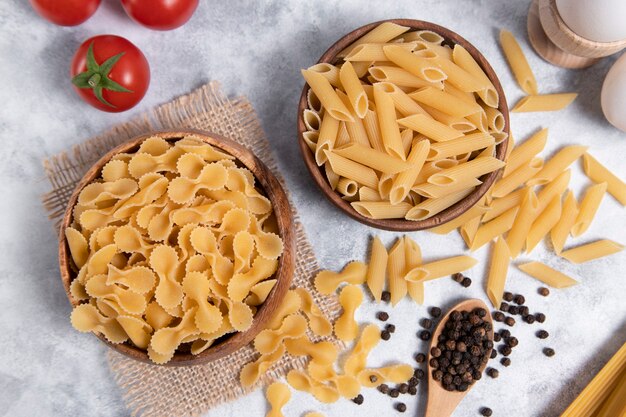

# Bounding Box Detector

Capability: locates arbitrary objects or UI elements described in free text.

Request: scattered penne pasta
[511,93,578,113]
[517,261,579,288]
[499,29,537,95]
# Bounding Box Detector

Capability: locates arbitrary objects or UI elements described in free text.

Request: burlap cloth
[41,81,342,416]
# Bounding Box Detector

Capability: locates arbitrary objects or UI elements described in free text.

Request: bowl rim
[297,18,510,231]
[58,129,296,366]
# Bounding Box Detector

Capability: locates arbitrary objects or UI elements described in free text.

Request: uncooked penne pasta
[484,106,505,132]
[506,188,538,258]
[334,143,412,174]
[303,109,322,132]
[518,261,578,288]
[302,69,354,122]
[528,145,587,186]
[430,53,486,92]
[339,61,368,118]
[351,201,412,219]
[315,113,340,165]
[308,63,341,87]
[325,161,339,191]
[402,29,445,44]
[409,87,482,118]
[345,42,417,62]
[481,188,525,222]
[366,236,388,302]
[368,66,441,89]
[337,178,358,197]
[526,195,562,253]
[571,182,607,237]
[413,177,482,199]
[512,93,578,113]
[492,157,543,198]
[414,159,458,185]
[383,45,447,83]
[373,83,405,160]
[427,132,495,161]
[536,169,571,212]
[302,131,318,153]
[401,129,413,156]
[397,114,463,142]
[390,139,430,204]
[325,151,379,189]
[378,173,394,200]
[336,89,370,147]
[405,255,477,282]
[452,44,499,107]
[307,89,322,113]
[503,128,548,177]
[387,238,407,306]
[470,207,518,251]
[427,156,505,186]
[404,239,424,304]
[362,109,384,152]
[338,21,410,58]
[486,237,510,309]
[560,240,624,264]
[335,122,350,147]
[550,190,578,254]
[377,82,430,117]
[499,29,537,95]
[460,215,481,248]
[429,203,489,235]
[420,104,476,132]
[582,153,626,206]
[358,186,381,202]
[405,188,474,221]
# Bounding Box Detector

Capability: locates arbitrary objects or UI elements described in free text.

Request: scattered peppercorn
[421,318,433,329]
[376,311,389,321]
[494,333,502,342]
[519,306,530,317]
[508,305,519,315]
[377,384,389,394]
[352,394,364,404]
[493,311,505,322]
[538,287,550,297]
[408,386,417,395]
[525,314,536,324]
[381,330,391,341]
[487,368,499,378]
[503,292,513,302]
[415,368,425,379]
[381,291,391,302]
[490,349,497,359]
[408,376,418,387]
[535,313,546,323]
[396,403,407,413]
[386,324,396,333]
[500,345,512,356]
[513,294,525,305]
[461,277,472,287]
[430,307,442,318]
[419,330,431,341]
[537,330,549,339]
[481,407,493,416]
[398,383,409,394]
[452,272,464,282]
[505,316,516,327]
[501,357,511,367]
[544,347,555,357]
[507,337,519,348]
[389,389,399,398]
[500,329,511,338]
[414,353,426,363]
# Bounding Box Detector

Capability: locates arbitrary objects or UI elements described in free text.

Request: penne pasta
[550,190,578,254]
[413,177,482,199]
[429,203,489,235]
[420,104,476,132]
[582,153,626,206]
[404,237,424,304]
[481,188,525,222]
[307,89,322,113]
[373,83,405,160]
[517,261,579,288]
[378,173,394,200]
[406,188,474,221]
[409,87,482,118]
[345,42,417,62]
[405,255,477,282]
[303,109,322,132]
[499,29,537,95]
[324,151,379,189]
[338,21,410,58]
[366,236,388,302]
[401,129,413,156]
[302,69,354,122]
[335,122,350,147]
[362,109,384,152]
[561,240,624,264]
[526,195,562,253]
[452,44,499,107]
[376,82,430,117]
[389,139,430,204]
[387,238,407,306]
[503,128,548,177]
[339,61,368,118]
[512,93,578,113]
[427,132,495,161]
[302,131,318,153]
[506,188,538,258]
[536,169,571,212]
[334,143,412,174]
[308,63,341,87]
[484,106,505,132]
[402,30,445,44]
[336,89,370,147]
[528,145,587,186]
[324,161,340,191]
[427,156,505,186]
[314,113,340,166]
[470,206,518,251]
[492,157,543,198]
[336,178,358,197]
[430,54,487,92]
[397,113,464,142]
[383,45,447,83]
[351,201,412,219]
[571,182,607,237]
[368,66,442,89]
[486,237,510,309]
[358,186,381,202]
[460,215,481,248]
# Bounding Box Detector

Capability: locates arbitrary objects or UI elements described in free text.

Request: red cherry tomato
[30,0,101,26]
[121,0,199,31]
[70,35,150,113]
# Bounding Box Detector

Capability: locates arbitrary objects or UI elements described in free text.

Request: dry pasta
[405,255,477,282]
[526,194,562,253]
[265,382,291,417]
[506,188,538,258]
[571,182,607,237]
[486,237,510,308]
[503,128,548,177]
[366,236,388,302]
[560,240,624,264]
[67,135,284,365]
[582,153,626,206]
[314,261,367,295]
[550,190,579,254]
[499,29,537,95]
[512,94,578,113]
[517,261,579,288]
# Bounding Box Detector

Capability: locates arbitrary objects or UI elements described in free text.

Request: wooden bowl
[297,19,510,232]
[59,130,296,366]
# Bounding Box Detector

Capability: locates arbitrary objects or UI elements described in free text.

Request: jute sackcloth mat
[41,81,342,416]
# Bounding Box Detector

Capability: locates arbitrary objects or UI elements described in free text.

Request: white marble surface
[1,0,625,416]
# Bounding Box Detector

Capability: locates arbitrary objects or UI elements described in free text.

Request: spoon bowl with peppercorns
[425,299,494,417]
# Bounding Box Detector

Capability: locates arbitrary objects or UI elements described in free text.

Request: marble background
[1,0,625,416]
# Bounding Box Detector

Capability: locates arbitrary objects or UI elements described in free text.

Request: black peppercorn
[461,277,472,287]
[507,337,519,347]
[389,389,399,398]
[508,305,519,315]
[493,333,501,342]
[415,369,425,379]
[408,386,417,395]
[386,324,396,333]
[501,357,511,367]
[419,330,431,341]
[456,341,467,352]
[398,383,409,394]
[381,330,391,341]
[414,353,426,363]
[452,272,464,282]
[500,302,510,312]
[421,318,433,329]
[519,306,530,317]
[537,330,549,339]
[408,376,418,387]
[503,292,513,302]
[500,329,511,338]
[475,308,487,317]
[376,311,389,321]
[535,313,546,323]
[513,294,525,305]
[381,291,391,302]
[500,345,512,356]
[430,358,439,369]
[430,307,442,318]
[481,407,493,416]
[431,347,442,358]
[473,370,482,380]
[490,349,497,359]
[493,311,505,322]
[377,384,389,394]
[352,394,364,404]
[486,368,499,378]
[505,316,516,327]
[525,314,536,324]
[543,347,555,357]
[538,287,550,297]
[396,402,407,413]
[432,370,443,381]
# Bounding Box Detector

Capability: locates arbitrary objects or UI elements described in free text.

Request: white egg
[556,0,626,43]
[601,52,626,132]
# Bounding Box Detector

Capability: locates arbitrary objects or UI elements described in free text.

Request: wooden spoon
[425,299,494,417]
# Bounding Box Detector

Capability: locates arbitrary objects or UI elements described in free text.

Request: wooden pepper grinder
[527,0,626,69]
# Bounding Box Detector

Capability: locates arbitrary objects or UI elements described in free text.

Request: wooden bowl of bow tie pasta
[59,130,295,365]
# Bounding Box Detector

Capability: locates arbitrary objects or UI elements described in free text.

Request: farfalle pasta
[66,135,284,364]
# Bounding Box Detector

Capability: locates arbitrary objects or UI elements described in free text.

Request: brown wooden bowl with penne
[59,130,295,366]
[297,19,510,231]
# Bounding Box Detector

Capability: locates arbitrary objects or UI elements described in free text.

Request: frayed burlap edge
[41,81,341,417]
